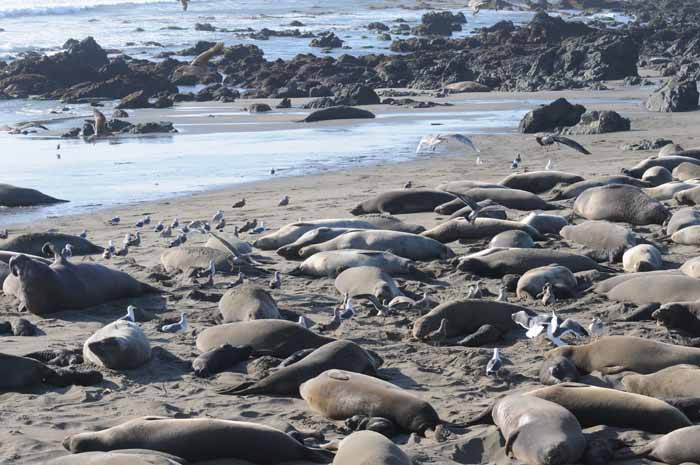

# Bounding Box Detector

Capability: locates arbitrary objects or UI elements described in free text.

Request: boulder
[412,11,467,36]
[645,78,699,112]
[310,32,343,49]
[561,110,631,135]
[519,98,586,133]
[115,90,151,109]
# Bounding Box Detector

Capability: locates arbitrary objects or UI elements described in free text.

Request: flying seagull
[535,134,591,155]
[416,134,480,154]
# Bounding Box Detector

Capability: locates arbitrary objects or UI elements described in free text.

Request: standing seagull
[162,313,188,333]
[0,229,8,240]
[278,196,289,207]
[496,283,508,302]
[416,134,480,154]
[535,134,591,155]
[212,210,224,223]
[120,305,136,322]
[269,271,281,289]
[180,0,189,11]
[589,317,604,338]
[486,348,502,376]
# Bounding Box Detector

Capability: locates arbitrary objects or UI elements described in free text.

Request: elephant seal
[622,156,700,179]
[45,451,184,465]
[218,284,281,323]
[435,180,501,192]
[448,203,507,221]
[350,189,455,215]
[84,320,151,370]
[653,302,700,335]
[519,213,568,235]
[560,221,635,261]
[335,266,402,303]
[435,197,498,215]
[303,106,375,123]
[4,253,156,316]
[204,235,252,256]
[606,274,700,305]
[300,370,442,435]
[642,166,673,186]
[412,299,534,339]
[62,416,334,463]
[574,184,669,225]
[277,228,362,259]
[549,175,650,200]
[673,162,700,181]
[681,256,700,278]
[489,230,535,248]
[622,365,700,399]
[528,383,691,434]
[455,187,556,211]
[644,181,697,200]
[196,320,334,357]
[190,41,224,67]
[298,230,454,261]
[499,171,584,194]
[0,352,102,391]
[0,232,102,256]
[160,247,240,273]
[667,207,700,235]
[672,226,700,245]
[291,250,421,278]
[217,340,380,396]
[456,248,612,278]
[254,216,424,250]
[622,244,663,272]
[333,430,411,465]
[660,143,686,156]
[516,265,577,300]
[492,394,585,465]
[675,186,700,205]
[192,344,253,378]
[0,184,67,207]
[592,269,682,294]
[615,425,700,465]
[421,218,542,244]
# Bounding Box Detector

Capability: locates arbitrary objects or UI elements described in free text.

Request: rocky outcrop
[519,98,586,133]
[562,110,631,135]
[116,90,150,109]
[412,11,467,36]
[645,78,699,112]
[309,32,343,49]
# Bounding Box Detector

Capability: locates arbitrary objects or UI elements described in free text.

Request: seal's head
[87,337,124,368]
[62,432,101,453]
[374,283,395,305]
[412,314,438,339]
[9,254,57,315]
[350,204,365,216]
[653,303,691,328]
[540,354,580,385]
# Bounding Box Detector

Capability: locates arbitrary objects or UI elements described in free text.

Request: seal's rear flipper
[215,381,258,395]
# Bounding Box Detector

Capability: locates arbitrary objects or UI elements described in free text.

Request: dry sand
[1,82,699,464]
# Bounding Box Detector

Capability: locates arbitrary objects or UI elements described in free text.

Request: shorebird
[162,313,188,333]
[61,244,73,258]
[160,226,173,238]
[297,315,313,329]
[515,153,522,163]
[404,181,412,189]
[154,221,165,233]
[269,271,281,289]
[589,317,605,338]
[232,199,246,208]
[215,218,226,231]
[109,216,120,225]
[317,308,342,332]
[278,196,289,207]
[340,294,356,320]
[204,260,216,287]
[486,348,502,375]
[539,283,555,306]
[496,283,508,302]
[416,134,480,154]
[511,160,518,169]
[427,318,448,346]
[135,218,145,228]
[79,230,87,239]
[212,210,224,223]
[239,219,257,233]
[0,229,8,240]
[170,218,179,228]
[120,305,136,322]
[250,222,267,235]
[535,134,591,155]
[143,216,151,225]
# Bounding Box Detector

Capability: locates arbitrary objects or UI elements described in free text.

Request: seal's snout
[350,205,363,216]
[61,435,73,451]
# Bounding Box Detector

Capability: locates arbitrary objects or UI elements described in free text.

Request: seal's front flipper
[504,428,521,457]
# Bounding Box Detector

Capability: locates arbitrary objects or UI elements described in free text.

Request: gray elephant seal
[204,235,253,256]
[335,266,402,303]
[303,106,375,123]
[0,184,67,207]
[615,425,700,465]
[421,218,542,244]
[672,226,700,245]
[217,340,380,396]
[606,274,700,305]
[45,451,184,465]
[516,265,577,300]
[653,302,700,335]
[160,247,241,273]
[674,186,700,205]
[549,175,650,200]
[448,202,507,221]
[622,365,700,399]
[4,254,156,316]
[277,228,362,259]
[492,394,585,465]
[300,370,441,435]
[298,230,454,261]
[0,352,102,391]
[672,162,700,181]
[350,190,455,215]
[622,244,663,272]
[0,232,102,256]
[592,269,682,294]
[62,416,334,463]
[681,256,700,278]
[574,184,669,225]
[455,187,556,211]
[489,230,535,248]
[519,213,569,235]
[622,155,700,179]
[218,284,281,323]
[642,166,673,186]
[560,221,635,261]
[528,383,691,434]
[333,430,411,465]
[291,250,420,278]
[499,171,584,194]
[643,181,697,200]
[660,143,686,156]
[192,344,253,378]
[667,207,700,235]
[196,320,334,357]
[84,320,151,370]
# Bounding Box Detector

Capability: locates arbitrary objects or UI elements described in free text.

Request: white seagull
[416,134,480,154]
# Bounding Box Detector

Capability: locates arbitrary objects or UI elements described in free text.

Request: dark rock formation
[562,110,631,135]
[645,78,699,112]
[519,98,586,133]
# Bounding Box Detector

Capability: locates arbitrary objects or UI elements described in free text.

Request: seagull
[278,196,289,207]
[0,229,8,240]
[269,271,281,289]
[535,134,591,155]
[539,283,556,306]
[115,246,129,257]
[404,181,412,189]
[239,219,257,233]
[443,191,503,223]
[297,315,313,329]
[511,160,518,169]
[162,313,188,333]
[475,156,484,166]
[170,218,179,228]
[515,153,522,163]
[416,134,480,154]
[486,348,502,375]
[340,294,356,320]
[109,216,120,225]
[181,224,189,234]
[61,244,73,258]
[79,230,87,239]
[107,240,116,254]
[143,216,151,225]
[250,222,267,235]
[387,295,417,309]
[589,317,604,338]
[317,308,342,332]
[545,311,589,346]
[467,281,485,299]
[154,221,164,233]
[120,305,136,322]
[135,218,145,228]
[232,199,246,208]
[215,218,226,231]
[160,226,173,238]
[545,159,555,171]
[496,283,508,302]
[103,249,112,259]
[203,260,216,287]
[124,232,140,247]
[212,210,224,223]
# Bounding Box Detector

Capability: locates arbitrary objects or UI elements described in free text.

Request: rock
[302,106,375,122]
[444,81,491,93]
[519,98,586,133]
[412,11,467,36]
[152,95,173,109]
[115,90,151,109]
[276,97,291,109]
[289,20,305,27]
[247,103,272,113]
[645,78,699,112]
[195,23,216,32]
[561,110,631,135]
[368,22,390,31]
[310,32,344,49]
[112,109,129,118]
[106,119,132,132]
[342,84,380,105]
[128,122,176,134]
[622,138,674,151]
[61,128,81,138]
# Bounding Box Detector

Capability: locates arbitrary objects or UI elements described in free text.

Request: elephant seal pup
[421,218,542,244]
[300,369,442,435]
[62,416,334,463]
[456,187,556,211]
[622,155,700,179]
[499,171,584,194]
[489,230,535,248]
[672,226,700,245]
[622,244,663,272]
[519,212,568,235]
[291,250,420,278]
[642,166,673,186]
[675,186,700,205]
[217,340,380,396]
[412,299,534,340]
[528,383,691,434]
[196,320,334,357]
[335,266,402,303]
[668,207,700,235]
[84,320,151,370]
[516,265,577,300]
[560,221,636,261]
[456,248,612,278]
[574,184,669,225]
[615,425,700,465]
[673,162,700,181]
[644,181,697,200]
[333,431,411,465]
[606,274,700,305]
[277,228,362,259]
[0,232,102,256]
[298,230,454,261]
[622,365,700,399]
[351,189,455,215]
[45,451,184,465]
[218,284,281,323]
[492,394,585,465]
[0,184,67,207]
[0,352,102,391]
[4,253,156,316]
[193,344,253,378]
[653,302,700,335]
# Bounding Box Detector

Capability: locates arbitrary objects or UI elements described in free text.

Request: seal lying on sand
[291,250,421,278]
[622,155,700,178]
[204,235,253,255]
[350,189,455,215]
[622,244,663,272]
[605,274,700,305]
[490,230,535,248]
[193,344,253,378]
[83,320,151,370]
[421,218,542,244]
[451,187,556,211]
[671,226,700,245]
[622,364,700,399]
[218,284,281,323]
[642,166,673,186]
[0,232,102,256]
[277,228,362,259]
[653,302,700,335]
[335,266,402,303]
[160,246,251,274]
[0,184,67,207]
[614,425,700,465]
[0,352,102,392]
[45,451,184,465]
[573,184,669,225]
[559,221,636,261]
[516,265,577,299]
[333,431,412,465]
[674,186,700,205]
[643,181,697,200]
[303,106,375,123]
[592,270,682,294]
[667,207,700,235]
[672,162,700,181]
[62,416,334,463]
[549,175,650,200]
[499,171,583,194]
[519,212,568,235]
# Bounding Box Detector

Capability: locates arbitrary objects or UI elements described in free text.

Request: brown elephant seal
[574,184,669,225]
[218,284,281,323]
[672,226,700,245]
[434,197,502,216]
[644,181,697,200]
[190,41,224,67]
[335,266,402,303]
[45,450,184,465]
[204,235,252,256]
[291,250,421,278]
[455,187,556,211]
[0,352,102,392]
[516,265,577,300]
[192,344,253,378]
[615,425,700,465]
[492,394,585,465]
[489,230,535,248]
[528,383,691,434]
[448,202,507,221]
[0,184,67,207]
[298,230,454,261]
[277,228,362,259]
[606,274,700,305]
[300,370,442,435]
[217,340,380,396]
[519,213,568,235]
[333,431,411,465]
[160,247,244,274]
[642,166,673,186]
[3,253,156,316]
[62,416,334,463]
[0,232,102,256]
[549,175,651,200]
[668,207,700,235]
[673,162,700,181]
[675,186,700,205]
[196,320,334,357]
[622,156,700,179]
[302,106,375,123]
[421,218,542,244]
[456,248,612,278]
[622,365,700,399]
[560,220,636,261]
[498,171,584,194]
[592,269,682,294]
[350,189,454,215]
[653,302,700,335]
[84,320,151,370]
[622,244,663,272]
[412,299,534,340]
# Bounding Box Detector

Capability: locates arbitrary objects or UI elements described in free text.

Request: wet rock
[309,32,343,49]
[61,127,81,138]
[112,109,129,118]
[368,22,390,32]
[276,97,291,109]
[128,121,177,134]
[247,103,272,113]
[561,110,631,135]
[412,11,466,36]
[519,98,586,133]
[303,106,375,122]
[645,78,699,112]
[115,90,151,109]
[195,23,216,32]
